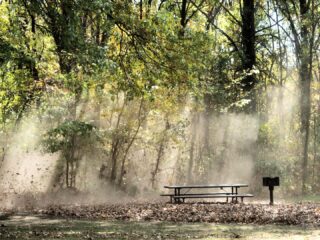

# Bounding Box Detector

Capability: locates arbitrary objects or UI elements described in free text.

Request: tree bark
[110,98,126,183]
[118,99,144,187]
[241,0,256,112]
[187,113,198,184]
[140,0,143,19]
[276,0,316,193]
[151,119,170,188]
[180,0,188,28]
[298,0,312,194]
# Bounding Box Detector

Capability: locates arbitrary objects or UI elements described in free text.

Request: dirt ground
[1,202,317,226]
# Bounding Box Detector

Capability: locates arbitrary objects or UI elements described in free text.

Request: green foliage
[42,120,97,154]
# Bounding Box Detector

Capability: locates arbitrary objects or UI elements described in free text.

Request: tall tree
[277,0,319,193]
[241,0,257,112]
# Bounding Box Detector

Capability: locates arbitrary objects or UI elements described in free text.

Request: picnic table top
[164,184,248,189]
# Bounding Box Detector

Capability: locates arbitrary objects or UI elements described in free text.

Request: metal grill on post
[263,177,279,205]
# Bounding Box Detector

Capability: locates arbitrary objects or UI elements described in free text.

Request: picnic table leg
[235,187,238,203]
[174,188,182,204]
[178,188,182,203]
[231,187,234,203]
[174,188,177,203]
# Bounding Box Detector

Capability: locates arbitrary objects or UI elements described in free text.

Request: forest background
[0,0,320,199]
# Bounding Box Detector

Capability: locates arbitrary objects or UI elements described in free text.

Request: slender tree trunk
[203,111,214,178]
[66,154,70,188]
[139,0,143,19]
[118,100,145,187]
[146,0,153,17]
[187,113,198,183]
[94,85,103,128]
[299,0,312,193]
[312,113,317,188]
[151,139,165,188]
[151,119,170,188]
[313,58,320,190]
[276,3,285,129]
[300,65,311,193]
[110,98,126,183]
[217,116,230,175]
[1,147,5,166]
[276,0,316,193]
[110,138,121,183]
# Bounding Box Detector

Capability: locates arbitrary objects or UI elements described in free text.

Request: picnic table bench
[161,184,253,203]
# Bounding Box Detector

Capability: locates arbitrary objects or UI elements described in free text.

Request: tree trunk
[146,0,153,17]
[110,138,121,183]
[109,98,126,183]
[299,0,312,194]
[180,0,188,28]
[140,0,143,19]
[300,64,311,193]
[94,85,103,128]
[277,0,315,193]
[312,113,317,188]
[151,119,170,188]
[66,160,70,187]
[151,139,165,188]
[187,113,198,183]
[118,100,144,187]
[241,0,256,112]
[217,115,230,176]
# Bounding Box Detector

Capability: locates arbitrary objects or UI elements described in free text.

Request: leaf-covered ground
[18,202,320,226]
[1,215,320,240]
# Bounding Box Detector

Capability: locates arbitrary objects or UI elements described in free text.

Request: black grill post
[263,177,279,205]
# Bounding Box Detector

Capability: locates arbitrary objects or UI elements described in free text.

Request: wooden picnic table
[161,184,253,203]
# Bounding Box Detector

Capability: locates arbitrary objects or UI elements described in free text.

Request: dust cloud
[0,82,299,209]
